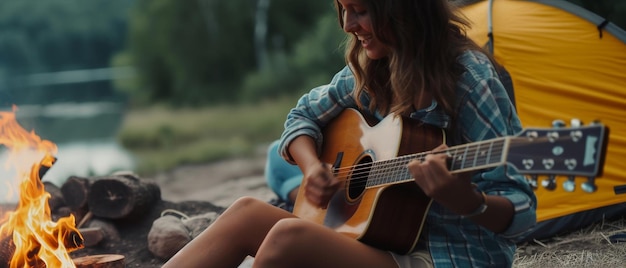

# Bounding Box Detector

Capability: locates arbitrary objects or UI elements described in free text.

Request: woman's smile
[356,33,373,48]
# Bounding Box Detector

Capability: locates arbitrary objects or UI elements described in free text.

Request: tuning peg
[570,118,582,127]
[541,175,557,191]
[562,176,576,192]
[527,175,538,189]
[552,119,566,128]
[582,177,597,193]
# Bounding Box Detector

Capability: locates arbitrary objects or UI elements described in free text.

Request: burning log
[0,235,15,268]
[43,181,65,213]
[87,175,161,220]
[38,156,56,180]
[0,229,83,268]
[72,254,125,268]
[1,109,88,267]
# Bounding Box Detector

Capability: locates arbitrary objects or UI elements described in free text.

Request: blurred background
[0,0,624,186]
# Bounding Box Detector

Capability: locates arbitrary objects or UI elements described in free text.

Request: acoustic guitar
[292,108,608,254]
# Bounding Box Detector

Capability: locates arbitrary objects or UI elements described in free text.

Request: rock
[147,215,192,260]
[182,212,219,238]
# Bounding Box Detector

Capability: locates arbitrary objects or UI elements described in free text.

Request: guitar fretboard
[365,137,510,187]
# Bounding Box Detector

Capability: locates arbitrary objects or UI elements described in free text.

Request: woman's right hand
[288,135,341,208]
[302,162,341,208]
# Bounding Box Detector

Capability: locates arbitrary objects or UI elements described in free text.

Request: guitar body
[292,108,444,254]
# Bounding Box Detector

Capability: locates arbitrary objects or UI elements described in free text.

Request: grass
[514,216,626,267]
[117,96,299,175]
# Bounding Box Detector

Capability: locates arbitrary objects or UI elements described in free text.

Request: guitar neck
[365,137,509,187]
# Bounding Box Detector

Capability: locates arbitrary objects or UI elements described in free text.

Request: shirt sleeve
[278,66,358,163]
[455,51,537,240]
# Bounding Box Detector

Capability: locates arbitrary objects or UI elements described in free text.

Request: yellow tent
[461,0,626,235]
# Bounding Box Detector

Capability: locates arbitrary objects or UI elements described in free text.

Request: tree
[118,0,332,106]
[0,0,134,104]
[568,0,626,30]
[0,0,132,75]
[239,11,346,102]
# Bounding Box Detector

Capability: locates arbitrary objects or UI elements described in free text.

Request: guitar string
[335,152,499,189]
[331,135,578,191]
[302,131,584,192]
[326,140,508,191]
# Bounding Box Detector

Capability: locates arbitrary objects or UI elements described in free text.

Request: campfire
[0,106,222,267]
[0,106,84,267]
[0,107,129,268]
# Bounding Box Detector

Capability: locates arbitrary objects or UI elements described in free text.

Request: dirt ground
[152,153,275,208]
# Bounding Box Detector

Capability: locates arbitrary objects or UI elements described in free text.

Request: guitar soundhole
[347,156,372,200]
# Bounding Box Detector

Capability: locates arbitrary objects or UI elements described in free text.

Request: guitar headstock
[508,119,609,193]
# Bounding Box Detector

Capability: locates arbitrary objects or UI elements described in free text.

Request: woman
[163,0,536,267]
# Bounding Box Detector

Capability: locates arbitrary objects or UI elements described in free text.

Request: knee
[254,219,310,266]
[231,196,265,207]
[266,218,310,244]
[225,196,267,214]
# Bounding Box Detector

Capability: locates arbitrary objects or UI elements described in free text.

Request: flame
[0,106,83,268]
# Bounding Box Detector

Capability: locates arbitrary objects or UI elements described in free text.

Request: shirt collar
[409,100,450,129]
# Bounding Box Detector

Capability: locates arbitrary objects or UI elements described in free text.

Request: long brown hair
[334,0,482,118]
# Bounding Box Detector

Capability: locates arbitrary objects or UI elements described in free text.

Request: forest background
[0,0,624,176]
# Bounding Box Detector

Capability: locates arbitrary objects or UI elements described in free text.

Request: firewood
[87,175,161,220]
[0,235,15,268]
[61,176,91,211]
[38,156,56,180]
[72,254,125,268]
[0,229,82,268]
[51,204,88,227]
[86,219,120,242]
[77,211,93,229]
[78,227,104,247]
[52,206,73,222]
[43,181,65,213]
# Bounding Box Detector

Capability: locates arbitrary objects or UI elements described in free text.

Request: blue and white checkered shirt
[279,50,537,267]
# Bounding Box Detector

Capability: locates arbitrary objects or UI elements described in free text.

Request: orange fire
[0,106,83,268]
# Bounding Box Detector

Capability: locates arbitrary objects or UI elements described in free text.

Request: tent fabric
[460,0,626,223]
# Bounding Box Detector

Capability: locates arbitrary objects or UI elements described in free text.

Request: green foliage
[0,0,134,106]
[566,0,626,30]
[0,0,133,75]
[121,0,334,107]
[239,12,347,102]
[125,0,256,106]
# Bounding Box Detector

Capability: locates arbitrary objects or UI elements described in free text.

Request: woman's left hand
[406,144,483,216]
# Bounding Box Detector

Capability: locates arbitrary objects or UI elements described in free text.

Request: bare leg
[253,218,398,268]
[163,197,295,268]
